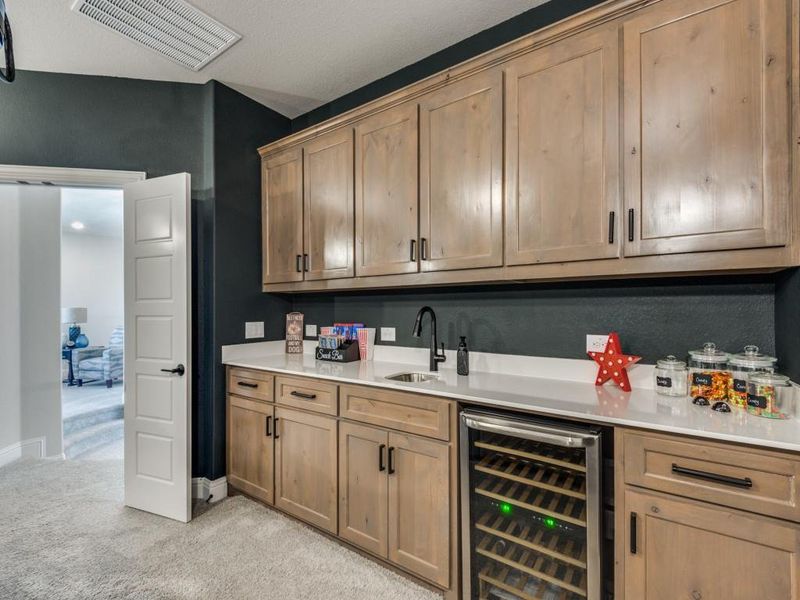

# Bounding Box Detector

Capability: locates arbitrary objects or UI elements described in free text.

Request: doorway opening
[60,187,125,460]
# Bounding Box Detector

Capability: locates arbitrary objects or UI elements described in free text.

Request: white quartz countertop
[222,343,800,453]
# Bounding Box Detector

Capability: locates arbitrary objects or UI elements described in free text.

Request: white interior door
[123,173,191,523]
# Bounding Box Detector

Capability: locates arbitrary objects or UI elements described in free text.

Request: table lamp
[61,307,89,348]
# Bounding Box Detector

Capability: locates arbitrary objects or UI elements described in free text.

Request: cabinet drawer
[622,429,800,522]
[228,368,273,402]
[275,375,338,415]
[340,385,450,441]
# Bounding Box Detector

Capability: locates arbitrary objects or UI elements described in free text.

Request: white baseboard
[0,436,46,468]
[192,476,227,503]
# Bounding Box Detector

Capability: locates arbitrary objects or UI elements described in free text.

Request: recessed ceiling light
[70,221,85,231]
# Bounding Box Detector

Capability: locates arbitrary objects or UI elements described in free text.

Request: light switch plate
[586,334,609,353]
[305,324,317,338]
[380,327,396,342]
[245,321,265,339]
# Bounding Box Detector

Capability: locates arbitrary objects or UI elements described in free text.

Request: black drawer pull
[237,381,259,389]
[303,253,309,272]
[671,463,753,489]
[628,208,635,242]
[420,238,428,261]
[290,390,317,400]
[265,415,272,437]
[630,512,637,554]
[608,211,615,244]
[410,239,416,262]
[388,446,396,474]
[378,444,386,472]
[296,254,302,273]
[274,418,280,439]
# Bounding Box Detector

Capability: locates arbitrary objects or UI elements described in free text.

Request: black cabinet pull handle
[296,254,302,273]
[388,446,395,474]
[274,418,280,439]
[608,211,615,244]
[265,415,272,437]
[290,390,317,400]
[630,512,637,554]
[237,381,259,389]
[671,463,753,488]
[303,254,309,272]
[420,238,428,261]
[410,239,417,262]
[628,208,635,242]
[378,444,386,472]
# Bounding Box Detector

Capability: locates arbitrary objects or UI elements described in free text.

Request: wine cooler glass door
[460,411,601,600]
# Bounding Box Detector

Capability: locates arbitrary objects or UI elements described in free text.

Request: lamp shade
[61,307,87,325]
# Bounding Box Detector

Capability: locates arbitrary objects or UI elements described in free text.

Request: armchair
[72,327,124,388]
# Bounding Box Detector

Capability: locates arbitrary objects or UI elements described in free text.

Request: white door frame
[0,164,146,187]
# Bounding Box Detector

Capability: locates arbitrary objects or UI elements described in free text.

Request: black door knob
[161,364,185,376]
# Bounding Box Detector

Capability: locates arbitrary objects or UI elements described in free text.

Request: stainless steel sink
[385,372,440,383]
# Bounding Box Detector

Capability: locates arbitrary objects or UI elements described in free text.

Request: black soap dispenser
[457,336,469,376]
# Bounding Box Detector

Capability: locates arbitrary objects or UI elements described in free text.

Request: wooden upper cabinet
[506,24,620,265]
[355,103,419,276]
[623,488,800,599]
[303,128,355,280]
[623,0,790,256]
[262,147,303,284]
[419,68,503,272]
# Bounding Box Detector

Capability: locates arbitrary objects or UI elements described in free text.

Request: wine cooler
[460,410,602,600]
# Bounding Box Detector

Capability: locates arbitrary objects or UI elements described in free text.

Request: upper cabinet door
[262,148,304,284]
[303,128,355,280]
[419,69,503,272]
[355,103,419,277]
[623,0,790,256]
[506,25,620,265]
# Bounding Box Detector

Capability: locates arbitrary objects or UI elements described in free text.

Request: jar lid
[688,342,729,364]
[749,371,791,387]
[728,345,777,369]
[657,355,686,369]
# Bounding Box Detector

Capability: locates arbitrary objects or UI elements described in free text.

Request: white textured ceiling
[61,188,123,238]
[9,0,548,118]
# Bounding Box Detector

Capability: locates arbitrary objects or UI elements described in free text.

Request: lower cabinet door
[339,421,389,557]
[388,432,450,587]
[623,488,800,599]
[274,406,338,533]
[227,395,274,504]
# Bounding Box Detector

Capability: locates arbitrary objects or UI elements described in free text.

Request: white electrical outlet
[586,334,609,353]
[305,324,317,338]
[245,321,264,339]
[380,327,396,342]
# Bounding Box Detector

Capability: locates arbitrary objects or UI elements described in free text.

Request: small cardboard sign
[285,312,304,354]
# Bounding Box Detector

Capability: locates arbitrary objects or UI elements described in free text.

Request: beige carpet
[0,458,442,600]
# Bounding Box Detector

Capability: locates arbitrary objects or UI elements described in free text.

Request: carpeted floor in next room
[0,458,441,600]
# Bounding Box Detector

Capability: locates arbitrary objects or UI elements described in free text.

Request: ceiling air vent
[71,0,241,71]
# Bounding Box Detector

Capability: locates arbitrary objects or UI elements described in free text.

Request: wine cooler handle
[630,512,637,554]
[461,412,598,448]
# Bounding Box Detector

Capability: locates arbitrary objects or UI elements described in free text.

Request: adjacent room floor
[0,457,440,600]
[62,383,123,460]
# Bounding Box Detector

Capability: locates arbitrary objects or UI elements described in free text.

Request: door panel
[388,432,450,586]
[623,0,790,255]
[227,396,274,504]
[124,173,191,523]
[623,489,800,599]
[304,128,354,280]
[339,421,389,557]
[355,103,419,276]
[262,148,304,284]
[506,24,620,265]
[419,68,503,272]
[274,406,338,533]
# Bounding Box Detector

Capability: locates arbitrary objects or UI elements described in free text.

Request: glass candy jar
[654,355,688,397]
[747,372,794,420]
[727,345,777,408]
[688,342,730,411]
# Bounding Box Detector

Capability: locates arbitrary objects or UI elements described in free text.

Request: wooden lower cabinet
[274,406,338,533]
[622,488,800,599]
[227,395,274,505]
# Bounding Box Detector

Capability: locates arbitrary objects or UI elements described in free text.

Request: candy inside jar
[747,372,794,419]
[727,345,777,408]
[654,355,688,397]
[687,342,730,411]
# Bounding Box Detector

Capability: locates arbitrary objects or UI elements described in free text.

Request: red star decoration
[588,332,641,392]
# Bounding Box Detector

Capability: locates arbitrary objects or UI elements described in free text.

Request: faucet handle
[436,342,447,362]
